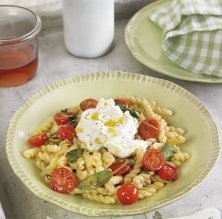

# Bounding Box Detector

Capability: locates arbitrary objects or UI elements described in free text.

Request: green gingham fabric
[149,0,222,77]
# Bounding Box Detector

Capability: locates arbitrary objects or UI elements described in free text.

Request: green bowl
[6,71,220,216]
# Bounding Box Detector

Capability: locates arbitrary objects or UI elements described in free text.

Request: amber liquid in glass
[0,45,38,87]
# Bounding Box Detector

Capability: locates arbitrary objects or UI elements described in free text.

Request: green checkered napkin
[149,0,222,77]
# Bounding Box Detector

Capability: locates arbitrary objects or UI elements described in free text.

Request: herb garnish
[78,169,113,190]
[66,148,84,163]
[115,102,139,119]
[161,142,176,161]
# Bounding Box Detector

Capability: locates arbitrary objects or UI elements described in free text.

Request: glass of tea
[0,5,41,87]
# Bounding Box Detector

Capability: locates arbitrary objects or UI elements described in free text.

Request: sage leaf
[69,119,78,127]
[69,115,78,127]
[161,142,176,161]
[78,169,113,190]
[66,148,84,163]
[126,108,139,119]
[115,102,139,119]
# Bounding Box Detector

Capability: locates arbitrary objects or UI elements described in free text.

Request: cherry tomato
[28,133,48,147]
[56,124,75,140]
[117,183,138,205]
[138,118,159,140]
[53,112,72,125]
[80,98,98,111]
[143,149,164,171]
[114,98,130,108]
[50,167,78,194]
[109,161,132,176]
[157,162,177,181]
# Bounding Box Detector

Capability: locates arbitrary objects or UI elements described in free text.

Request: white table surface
[0,1,222,219]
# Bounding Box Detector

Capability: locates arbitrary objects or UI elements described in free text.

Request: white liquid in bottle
[63,0,114,58]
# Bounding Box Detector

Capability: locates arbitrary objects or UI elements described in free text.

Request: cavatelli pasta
[153,106,173,117]
[82,193,116,204]
[124,148,143,183]
[171,152,190,166]
[74,157,88,181]
[105,176,123,195]
[147,181,165,191]
[138,180,165,199]
[151,174,170,184]
[56,155,68,167]
[37,151,52,164]
[59,139,72,149]
[35,158,46,171]
[23,96,190,205]
[138,187,156,199]
[169,126,185,135]
[141,98,156,118]
[43,156,60,176]
[23,148,40,159]
[31,117,54,135]
[40,144,61,153]
[101,149,115,168]
[158,119,167,143]
[133,172,153,189]
[88,151,104,172]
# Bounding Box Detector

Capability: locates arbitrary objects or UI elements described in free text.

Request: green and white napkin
[149,0,222,77]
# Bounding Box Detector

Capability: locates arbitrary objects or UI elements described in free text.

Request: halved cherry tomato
[143,149,164,171]
[53,112,73,125]
[56,124,75,140]
[157,162,177,181]
[28,133,48,147]
[117,183,138,205]
[50,167,78,194]
[109,161,132,176]
[80,98,98,111]
[114,98,130,108]
[138,118,159,140]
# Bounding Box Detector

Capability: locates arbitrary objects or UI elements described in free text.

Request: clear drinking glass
[0,5,41,87]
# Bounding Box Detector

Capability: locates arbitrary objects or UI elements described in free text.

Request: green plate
[6,72,220,216]
[125,0,222,83]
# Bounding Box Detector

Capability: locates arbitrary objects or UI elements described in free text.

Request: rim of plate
[6,71,220,216]
[125,0,222,83]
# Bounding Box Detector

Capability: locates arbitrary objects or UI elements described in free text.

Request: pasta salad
[23,96,190,205]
